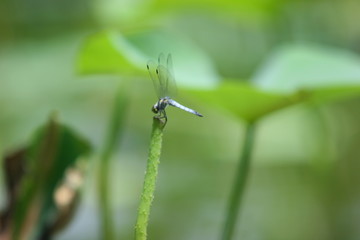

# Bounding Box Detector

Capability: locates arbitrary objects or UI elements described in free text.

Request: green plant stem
[135,117,166,240]
[98,86,127,240]
[221,122,256,240]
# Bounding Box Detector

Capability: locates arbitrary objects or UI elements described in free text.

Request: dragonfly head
[152,104,159,114]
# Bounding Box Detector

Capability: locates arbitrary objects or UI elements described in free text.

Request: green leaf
[308,85,360,104]
[253,44,360,93]
[92,0,278,25]
[77,30,219,89]
[188,81,306,123]
[77,31,147,75]
[12,115,91,239]
[189,80,360,123]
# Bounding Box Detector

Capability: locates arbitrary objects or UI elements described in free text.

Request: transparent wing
[166,54,177,97]
[147,60,163,98]
[158,52,166,66]
[147,53,178,98]
[156,65,171,97]
[156,53,177,98]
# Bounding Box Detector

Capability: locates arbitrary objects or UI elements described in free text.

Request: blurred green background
[1,0,360,239]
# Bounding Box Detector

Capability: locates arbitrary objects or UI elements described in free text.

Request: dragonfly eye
[152,105,158,113]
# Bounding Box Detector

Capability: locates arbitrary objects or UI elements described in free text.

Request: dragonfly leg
[154,110,167,124]
[159,110,167,122]
[162,110,167,121]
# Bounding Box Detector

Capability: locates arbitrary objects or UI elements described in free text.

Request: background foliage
[1,0,360,239]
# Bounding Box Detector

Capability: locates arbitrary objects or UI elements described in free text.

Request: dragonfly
[147,53,203,121]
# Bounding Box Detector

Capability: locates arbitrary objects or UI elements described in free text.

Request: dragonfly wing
[155,54,177,98]
[147,59,163,98]
[158,53,166,66]
[156,65,169,97]
[148,53,178,98]
[166,54,177,97]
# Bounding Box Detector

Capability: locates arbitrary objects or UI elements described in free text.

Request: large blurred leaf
[308,85,360,104]
[190,81,360,123]
[12,116,91,240]
[189,81,306,123]
[77,30,219,89]
[77,31,147,75]
[93,0,280,24]
[253,44,360,93]
[0,148,27,237]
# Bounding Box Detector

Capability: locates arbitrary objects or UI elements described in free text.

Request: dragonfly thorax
[152,97,170,114]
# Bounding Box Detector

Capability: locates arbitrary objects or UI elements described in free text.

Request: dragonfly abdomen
[168,99,203,117]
